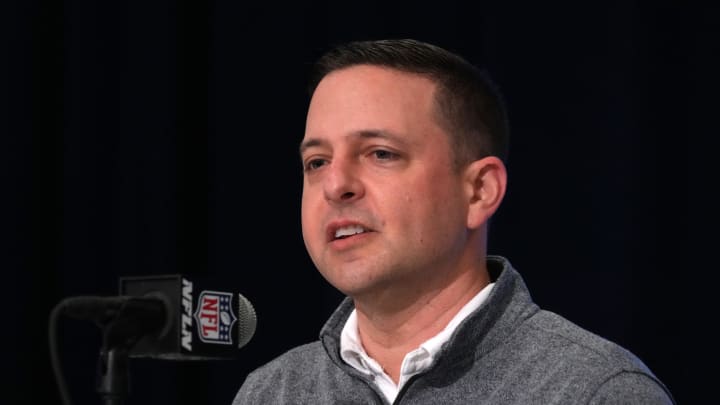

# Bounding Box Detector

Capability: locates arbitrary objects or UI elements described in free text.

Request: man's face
[300,65,471,299]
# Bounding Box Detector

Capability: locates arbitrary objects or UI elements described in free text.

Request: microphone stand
[92,297,167,405]
[96,346,130,405]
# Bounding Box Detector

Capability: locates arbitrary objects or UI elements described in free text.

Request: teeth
[335,225,366,238]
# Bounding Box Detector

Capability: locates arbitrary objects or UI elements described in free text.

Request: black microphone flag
[116,274,257,360]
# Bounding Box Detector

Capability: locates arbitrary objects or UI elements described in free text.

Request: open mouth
[333,225,367,240]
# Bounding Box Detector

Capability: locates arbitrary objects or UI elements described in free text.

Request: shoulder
[590,371,676,404]
[519,310,675,403]
[232,342,326,404]
[244,341,326,383]
[232,340,378,404]
[526,310,649,372]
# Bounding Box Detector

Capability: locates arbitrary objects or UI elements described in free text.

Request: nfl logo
[194,290,237,345]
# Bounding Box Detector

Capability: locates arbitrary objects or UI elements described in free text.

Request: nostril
[340,192,355,200]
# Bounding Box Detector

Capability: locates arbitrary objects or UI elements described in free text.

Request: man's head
[308,38,509,170]
[299,39,508,303]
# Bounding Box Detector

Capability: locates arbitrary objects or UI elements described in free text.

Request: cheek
[395,181,451,230]
[412,179,466,232]
[301,214,324,268]
[301,198,321,246]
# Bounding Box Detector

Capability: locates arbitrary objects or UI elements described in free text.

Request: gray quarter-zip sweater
[233,256,675,404]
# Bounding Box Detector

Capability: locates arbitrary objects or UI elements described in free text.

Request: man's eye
[372,150,398,160]
[305,159,327,171]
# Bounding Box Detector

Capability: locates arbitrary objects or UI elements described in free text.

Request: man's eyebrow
[299,130,407,156]
[299,138,325,155]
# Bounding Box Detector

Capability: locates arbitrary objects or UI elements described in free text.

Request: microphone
[59,274,257,360]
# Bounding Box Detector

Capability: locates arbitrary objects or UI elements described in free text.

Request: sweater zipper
[392,374,420,404]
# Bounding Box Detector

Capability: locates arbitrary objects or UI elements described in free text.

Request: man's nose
[323,159,364,204]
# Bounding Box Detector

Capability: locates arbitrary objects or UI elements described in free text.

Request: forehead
[303,65,442,146]
[310,65,437,110]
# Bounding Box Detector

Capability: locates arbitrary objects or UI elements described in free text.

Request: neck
[352,262,490,383]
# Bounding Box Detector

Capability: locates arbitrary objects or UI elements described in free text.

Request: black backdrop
[2,1,714,404]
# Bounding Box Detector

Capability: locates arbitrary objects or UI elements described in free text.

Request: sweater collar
[319,256,539,372]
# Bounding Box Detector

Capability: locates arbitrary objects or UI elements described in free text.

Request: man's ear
[464,156,507,229]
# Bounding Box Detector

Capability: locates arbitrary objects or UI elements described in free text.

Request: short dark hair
[308,38,510,167]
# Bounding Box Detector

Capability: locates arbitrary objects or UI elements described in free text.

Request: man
[233,39,675,404]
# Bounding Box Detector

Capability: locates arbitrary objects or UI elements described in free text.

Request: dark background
[2,1,714,404]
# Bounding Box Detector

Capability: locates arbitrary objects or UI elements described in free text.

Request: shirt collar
[339,282,495,401]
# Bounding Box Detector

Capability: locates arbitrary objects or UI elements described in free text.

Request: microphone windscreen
[235,294,257,349]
